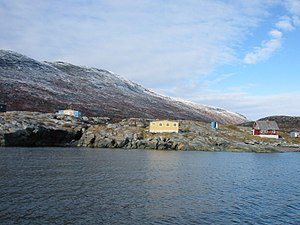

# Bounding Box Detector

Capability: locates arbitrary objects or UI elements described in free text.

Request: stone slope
[0,50,247,124]
[0,111,109,147]
[2,111,299,152]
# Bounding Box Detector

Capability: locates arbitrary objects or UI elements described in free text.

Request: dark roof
[254,121,279,130]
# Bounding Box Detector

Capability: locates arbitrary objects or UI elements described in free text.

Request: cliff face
[0,50,247,124]
[1,111,297,152]
[0,111,109,147]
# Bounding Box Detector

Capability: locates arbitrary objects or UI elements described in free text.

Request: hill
[0,50,247,124]
[258,116,300,132]
[240,116,300,132]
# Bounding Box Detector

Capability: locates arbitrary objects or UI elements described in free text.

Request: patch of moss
[225,125,242,132]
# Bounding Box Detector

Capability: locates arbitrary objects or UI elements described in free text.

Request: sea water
[1,147,300,224]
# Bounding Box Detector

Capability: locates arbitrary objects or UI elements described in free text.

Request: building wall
[290,132,300,138]
[257,134,279,139]
[211,122,218,129]
[63,110,75,116]
[253,129,278,136]
[149,120,179,133]
[74,111,81,117]
[58,109,81,117]
[253,129,260,135]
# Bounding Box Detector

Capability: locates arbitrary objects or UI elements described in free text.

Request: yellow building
[149,120,179,133]
[57,109,81,117]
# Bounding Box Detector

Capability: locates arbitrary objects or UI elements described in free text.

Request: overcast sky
[1,0,300,120]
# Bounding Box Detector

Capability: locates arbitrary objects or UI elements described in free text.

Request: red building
[252,121,279,139]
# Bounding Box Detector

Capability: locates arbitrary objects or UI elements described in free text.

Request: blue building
[211,121,219,129]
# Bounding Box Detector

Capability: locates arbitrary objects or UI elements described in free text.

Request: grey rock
[1,112,295,152]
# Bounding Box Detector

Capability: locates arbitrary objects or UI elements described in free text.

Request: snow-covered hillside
[0,50,247,124]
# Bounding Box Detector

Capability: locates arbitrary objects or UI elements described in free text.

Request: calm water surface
[1,148,300,225]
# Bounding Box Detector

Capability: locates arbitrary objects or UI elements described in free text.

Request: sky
[0,0,300,120]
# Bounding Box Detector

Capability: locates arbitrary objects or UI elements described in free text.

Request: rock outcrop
[76,118,284,152]
[0,111,108,147]
[2,111,298,152]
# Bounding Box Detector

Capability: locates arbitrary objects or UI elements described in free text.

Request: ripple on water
[1,148,300,224]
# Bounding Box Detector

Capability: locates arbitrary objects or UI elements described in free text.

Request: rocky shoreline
[1,111,299,153]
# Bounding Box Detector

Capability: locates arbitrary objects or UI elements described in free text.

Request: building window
[173,123,177,127]
[166,123,170,127]
[159,123,163,127]
[152,122,156,126]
